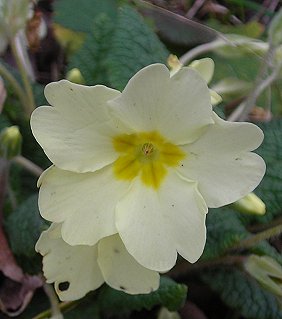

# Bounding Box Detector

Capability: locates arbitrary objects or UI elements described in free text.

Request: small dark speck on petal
[119,286,126,291]
[172,204,175,207]
[70,88,73,91]
[143,205,146,209]
[114,248,120,253]
[58,281,70,291]
[235,158,241,161]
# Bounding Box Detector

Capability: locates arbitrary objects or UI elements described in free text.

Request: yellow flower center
[112,131,185,189]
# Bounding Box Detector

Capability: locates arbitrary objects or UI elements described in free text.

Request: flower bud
[0,126,22,159]
[189,58,214,84]
[245,255,282,297]
[167,54,183,76]
[66,68,85,85]
[232,192,266,215]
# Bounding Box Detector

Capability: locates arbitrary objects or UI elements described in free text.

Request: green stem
[13,155,43,177]
[43,284,64,319]
[0,62,28,112]
[10,37,35,117]
[179,37,255,66]
[247,215,282,233]
[228,42,282,122]
[32,301,77,319]
[230,223,282,251]
[179,39,225,65]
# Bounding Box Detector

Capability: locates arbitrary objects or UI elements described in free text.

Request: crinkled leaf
[5,194,49,274]
[97,277,187,315]
[201,268,282,319]
[68,6,169,90]
[54,0,118,33]
[68,14,114,86]
[240,120,282,224]
[202,208,248,260]
[251,241,282,266]
[65,300,100,319]
[106,6,169,90]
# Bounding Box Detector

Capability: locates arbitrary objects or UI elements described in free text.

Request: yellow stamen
[112,131,185,189]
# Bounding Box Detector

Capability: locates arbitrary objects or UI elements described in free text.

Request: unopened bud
[232,192,266,215]
[167,55,183,76]
[189,58,214,84]
[245,255,282,297]
[0,126,22,159]
[66,68,85,84]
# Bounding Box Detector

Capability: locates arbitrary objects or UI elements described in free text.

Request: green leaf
[65,301,100,319]
[240,120,282,224]
[201,268,282,319]
[69,6,169,90]
[97,277,187,315]
[106,6,169,91]
[33,83,47,106]
[202,208,248,260]
[0,114,11,131]
[54,0,118,33]
[4,194,49,273]
[251,241,282,266]
[68,14,114,86]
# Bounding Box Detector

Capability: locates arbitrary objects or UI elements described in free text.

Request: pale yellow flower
[31,64,265,272]
[36,223,159,301]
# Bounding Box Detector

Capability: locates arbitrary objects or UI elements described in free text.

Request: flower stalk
[230,223,282,251]
[0,61,28,112]
[12,155,43,177]
[10,36,35,117]
[43,284,64,319]
[32,300,77,319]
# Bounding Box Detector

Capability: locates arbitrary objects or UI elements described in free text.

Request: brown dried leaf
[248,106,272,122]
[0,225,23,282]
[0,159,43,316]
[0,275,42,317]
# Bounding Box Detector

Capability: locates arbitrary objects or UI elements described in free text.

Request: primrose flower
[36,223,159,300]
[31,63,265,272]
